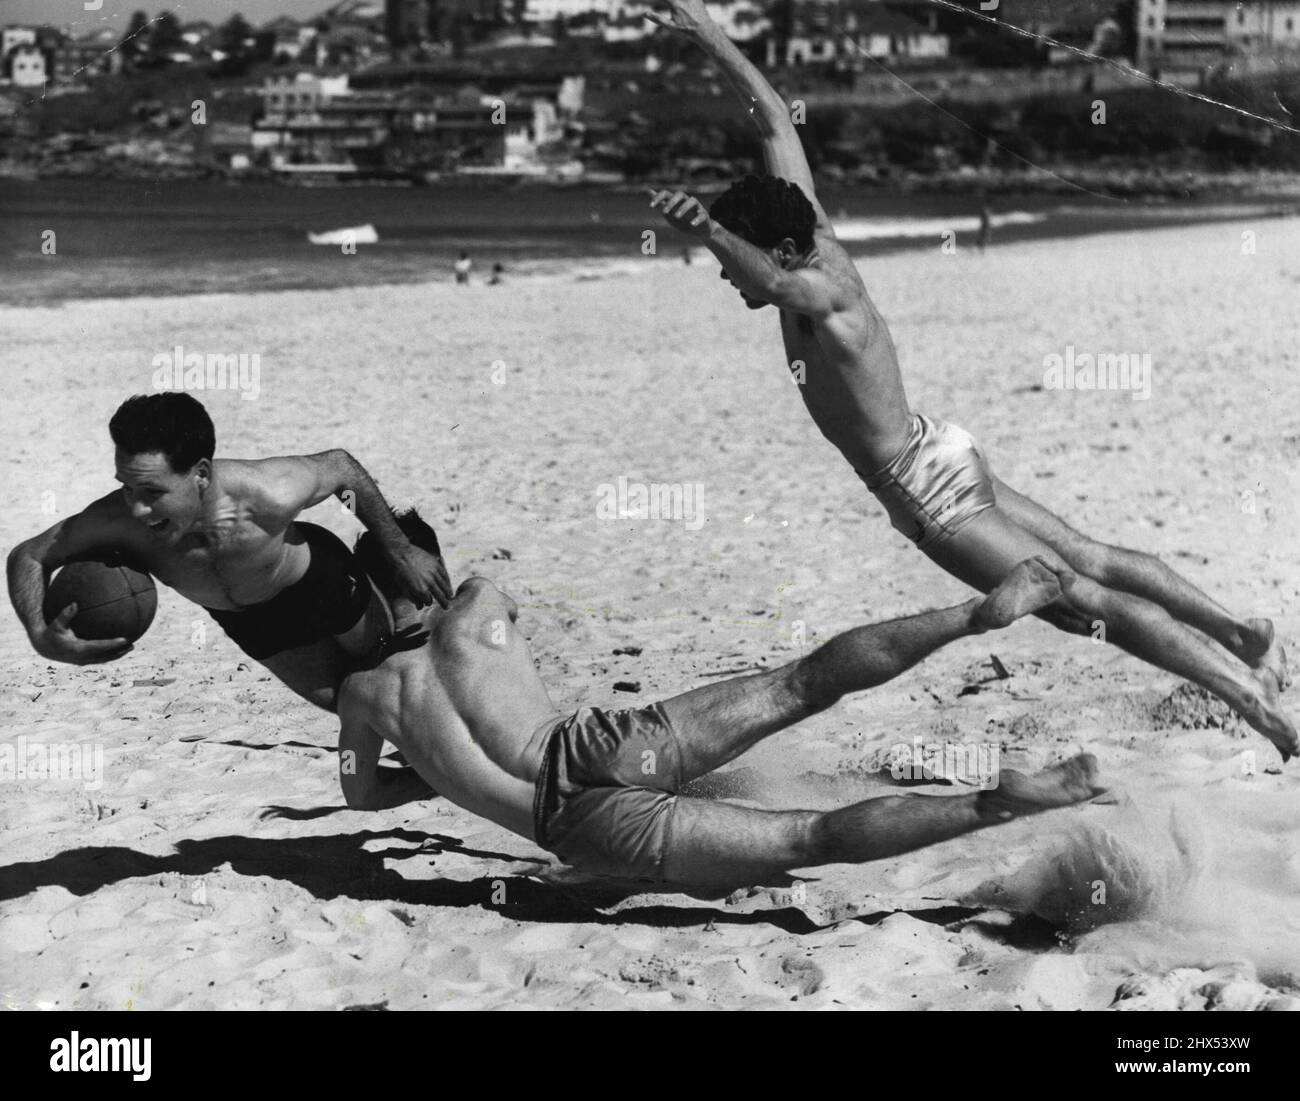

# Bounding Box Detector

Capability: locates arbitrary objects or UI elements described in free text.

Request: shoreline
[3,192,1295,309]
[7,162,1300,203]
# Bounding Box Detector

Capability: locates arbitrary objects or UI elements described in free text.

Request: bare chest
[142,525,305,610]
[779,312,857,410]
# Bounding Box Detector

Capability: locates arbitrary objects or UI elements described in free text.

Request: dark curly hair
[708,174,817,252]
[355,508,443,600]
[109,393,215,473]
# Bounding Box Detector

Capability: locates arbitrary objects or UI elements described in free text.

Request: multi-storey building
[50,28,125,84]
[1136,0,1300,77]
[386,0,432,45]
[517,0,766,39]
[766,0,948,66]
[522,0,610,20]
[254,71,573,174]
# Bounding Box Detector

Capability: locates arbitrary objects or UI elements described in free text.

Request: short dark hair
[355,508,444,599]
[709,174,817,252]
[109,393,215,473]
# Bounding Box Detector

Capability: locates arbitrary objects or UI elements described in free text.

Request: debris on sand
[1150,683,1238,730]
[1113,964,1299,1011]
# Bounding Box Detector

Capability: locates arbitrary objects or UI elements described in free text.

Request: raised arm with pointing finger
[647,0,830,226]
[645,0,868,321]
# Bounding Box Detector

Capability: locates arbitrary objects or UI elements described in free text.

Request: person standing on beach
[454,250,472,284]
[6,393,452,712]
[644,0,1294,760]
[977,203,993,253]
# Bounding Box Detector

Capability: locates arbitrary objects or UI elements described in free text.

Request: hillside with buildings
[2,0,1299,189]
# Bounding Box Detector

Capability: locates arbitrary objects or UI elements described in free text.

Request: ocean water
[0,177,1289,305]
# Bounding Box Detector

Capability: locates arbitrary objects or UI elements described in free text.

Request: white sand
[2,216,1298,1010]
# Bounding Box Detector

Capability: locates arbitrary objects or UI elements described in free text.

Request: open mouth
[147,518,170,534]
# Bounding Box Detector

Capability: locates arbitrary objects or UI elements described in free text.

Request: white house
[180,21,214,47]
[521,0,768,41]
[523,0,609,22]
[1,25,37,58]
[705,0,769,42]
[502,99,564,168]
[1226,0,1300,45]
[259,72,351,122]
[1137,0,1300,73]
[9,43,47,87]
[604,11,649,42]
[557,74,585,114]
[262,16,317,61]
[771,2,948,66]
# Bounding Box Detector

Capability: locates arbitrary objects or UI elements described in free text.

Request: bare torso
[777,232,914,473]
[94,459,311,610]
[338,578,562,840]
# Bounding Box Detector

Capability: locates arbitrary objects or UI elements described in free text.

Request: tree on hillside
[214,13,254,75]
[218,13,254,58]
[120,9,150,66]
[152,11,185,56]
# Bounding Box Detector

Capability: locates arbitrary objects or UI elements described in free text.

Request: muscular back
[338,578,561,840]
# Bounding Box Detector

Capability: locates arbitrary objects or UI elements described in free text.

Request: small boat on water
[307,223,378,246]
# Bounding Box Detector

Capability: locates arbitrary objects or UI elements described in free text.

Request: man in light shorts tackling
[644,0,1294,760]
[338,513,1102,889]
[6,393,451,712]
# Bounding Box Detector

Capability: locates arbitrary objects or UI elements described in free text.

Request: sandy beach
[2,215,1298,1011]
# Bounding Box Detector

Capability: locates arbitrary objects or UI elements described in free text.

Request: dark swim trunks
[205,522,371,661]
[533,703,687,882]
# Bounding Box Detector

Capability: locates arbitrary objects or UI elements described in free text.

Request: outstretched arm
[251,451,451,609]
[650,187,842,315]
[338,713,436,811]
[7,493,140,664]
[646,0,831,231]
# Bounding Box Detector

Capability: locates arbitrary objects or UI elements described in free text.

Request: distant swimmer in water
[645,0,1294,760]
[454,250,472,285]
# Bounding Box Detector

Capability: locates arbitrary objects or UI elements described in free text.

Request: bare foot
[1236,676,1299,763]
[971,556,1070,632]
[978,753,1106,822]
[1239,618,1290,692]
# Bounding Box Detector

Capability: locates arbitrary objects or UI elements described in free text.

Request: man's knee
[788,654,840,715]
[1036,598,1094,636]
[1051,573,1172,642]
[261,649,342,712]
[1030,568,1115,635]
[1078,539,1166,588]
[803,810,843,865]
[1042,529,1114,583]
